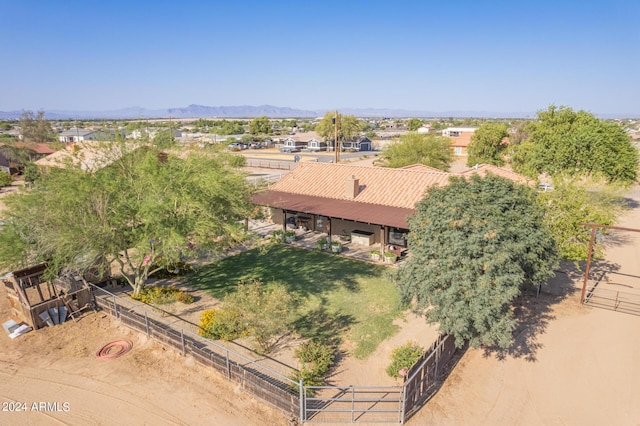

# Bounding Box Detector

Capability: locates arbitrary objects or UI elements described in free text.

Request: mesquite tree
[0,144,254,296]
[396,174,558,348]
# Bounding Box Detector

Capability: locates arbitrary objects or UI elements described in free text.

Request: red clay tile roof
[255,163,532,227]
[457,164,533,185]
[269,162,451,209]
[253,190,415,229]
[9,142,58,155]
[449,132,473,148]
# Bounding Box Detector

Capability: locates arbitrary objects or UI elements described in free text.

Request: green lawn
[187,245,403,359]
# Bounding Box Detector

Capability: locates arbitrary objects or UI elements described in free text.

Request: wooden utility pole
[334,110,339,163]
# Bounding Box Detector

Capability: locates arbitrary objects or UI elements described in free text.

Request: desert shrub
[386,342,424,379]
[199,307,247,341]
[290,340,335,392]
[224,279,300,353]
[175,291,195,304]
[132,286,195,305]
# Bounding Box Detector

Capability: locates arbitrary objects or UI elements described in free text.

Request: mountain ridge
[0,105,636,120]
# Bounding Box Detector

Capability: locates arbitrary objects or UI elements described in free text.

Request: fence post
[181,328,185,356]
[400,380,407,424]
[144,311,149,336]
[351,385,355,422]
[226,350,231,381]
[299,378,304,423]
[113,295,118,319]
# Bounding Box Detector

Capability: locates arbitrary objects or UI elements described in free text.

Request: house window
[454,146,463,155]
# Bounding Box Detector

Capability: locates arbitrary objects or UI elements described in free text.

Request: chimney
[346,175,360,199]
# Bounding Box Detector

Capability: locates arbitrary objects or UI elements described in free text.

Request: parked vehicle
[280,147,301,153]
[228,143,242,150]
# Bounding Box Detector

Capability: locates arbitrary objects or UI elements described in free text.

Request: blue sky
[1,0,638,115]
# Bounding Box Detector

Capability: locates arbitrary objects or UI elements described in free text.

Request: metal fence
[91,285,458,424]
[301,335,457,424]
[583,284,640,316]
[246,159,298,170]
[90,285,301,417]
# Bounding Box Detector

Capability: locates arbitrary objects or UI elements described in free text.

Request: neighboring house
[441,127,477,137]
[58,128,100,143]
[442,127,477,156]
[0,143,58,174]
[307,138,327,151]
[283,138,307,150]
[341,136,371,151]
[35,141,140,174]
[253,162,532,254]
[416,125,431,134]
[449,132,473,156]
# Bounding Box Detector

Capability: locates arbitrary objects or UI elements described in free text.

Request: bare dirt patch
[0,283,290,426]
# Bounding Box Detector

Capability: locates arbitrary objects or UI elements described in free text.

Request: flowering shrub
[198,307,247,341]
[132,286,195,305]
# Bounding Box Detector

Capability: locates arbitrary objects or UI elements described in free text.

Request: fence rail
[583,283,640,316]
[301,334,457,424]
[246,159,298,170]
[91,285,458,423]
[91,285,300,416]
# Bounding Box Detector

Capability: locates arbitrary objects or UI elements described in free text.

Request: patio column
[327,218,332,243]
[282,211,287,232]
[380,226,386,256]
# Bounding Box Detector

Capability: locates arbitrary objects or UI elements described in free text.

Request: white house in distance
[58,128,99,143]
[441,127,477,137]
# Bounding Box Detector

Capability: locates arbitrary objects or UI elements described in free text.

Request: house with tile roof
[35,141,141,173]
[442,127,477,157]
[252,162,532,257]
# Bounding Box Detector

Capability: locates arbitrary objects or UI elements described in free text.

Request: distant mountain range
[0,104,636,120]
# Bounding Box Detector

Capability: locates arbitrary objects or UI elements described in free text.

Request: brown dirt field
[0,286,290,426]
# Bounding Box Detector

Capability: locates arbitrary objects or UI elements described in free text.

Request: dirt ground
[1,173,639,425]
[0,291,291,426]
[411,186,640,426]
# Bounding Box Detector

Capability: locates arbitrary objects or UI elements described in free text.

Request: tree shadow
[186,245,383,299]
[292,306,354,347]
[482,259,621,362]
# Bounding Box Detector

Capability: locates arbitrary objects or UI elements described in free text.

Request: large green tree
[0,145,254,296]
[407,118,423,131]
[396,174,558,348]
[315,112,361,145]
[249,116,271,135]
[511,105,638,184]
[537,177,625,261]
[19,110,54,142]
[377,133,453,170]
[467,123,509,167]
